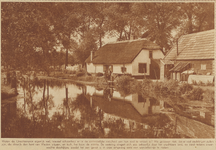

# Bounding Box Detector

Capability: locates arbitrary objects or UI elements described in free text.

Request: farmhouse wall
[176,60,214,75]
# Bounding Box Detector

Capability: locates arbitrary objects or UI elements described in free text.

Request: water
[1,79,214,138]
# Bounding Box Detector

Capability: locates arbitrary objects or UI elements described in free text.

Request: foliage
[141,79,154,96]
[115,75,134,96]
[96,72,104,77]
[131,3,181,52]
[178,83,193,95]
[1,2,214,71]
[178,3,214,34]
[185,87,204,101]
[203,89,214,103]
[1,85,17,100]
[206,81,214,86]
[76,72,85,77]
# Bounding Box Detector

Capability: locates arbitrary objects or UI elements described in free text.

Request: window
[121,66,127,73]
[139,63,147,73]
[149,51,153,58]
[138,95,146,103]
[201,64,206,70]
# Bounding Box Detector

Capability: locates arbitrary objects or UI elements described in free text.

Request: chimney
[176,38,178,56]
[90,51,94,62]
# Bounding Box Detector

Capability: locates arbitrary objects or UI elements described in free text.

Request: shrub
[130,80,142,94]
[152,80,179,97]
[115,75,133,87]
[206,81,214,86]
[96,72,104,77]
[76,72,85,77]
[203,89,214,103]
[163,79,179,95]
[96,76,107,85]
[115,75,133,96]
[141,79,154,96]
[178,83,193,95]
[186,87,204,101]
[68,70,76,74]
[82,76,95,82]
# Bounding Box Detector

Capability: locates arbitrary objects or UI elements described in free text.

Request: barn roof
[169,62,190,72]
[165,30,215,61]
[85,39,161,64]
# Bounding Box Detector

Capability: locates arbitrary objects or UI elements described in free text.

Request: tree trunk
[65,49,68,69]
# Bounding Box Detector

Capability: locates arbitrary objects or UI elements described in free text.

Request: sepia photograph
[1,1,215,144]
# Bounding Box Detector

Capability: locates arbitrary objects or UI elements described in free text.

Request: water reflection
[1,79,214,138]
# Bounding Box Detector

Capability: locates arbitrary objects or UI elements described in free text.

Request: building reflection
[83,85,214,132]
[83,85,167,130]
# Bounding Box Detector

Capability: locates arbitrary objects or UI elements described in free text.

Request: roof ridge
[181,29,214,38]
[107,38,148,44]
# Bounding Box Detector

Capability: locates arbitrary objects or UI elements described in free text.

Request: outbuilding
[162,29,215,83]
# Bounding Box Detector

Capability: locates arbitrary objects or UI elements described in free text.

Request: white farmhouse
[85,39,164,79]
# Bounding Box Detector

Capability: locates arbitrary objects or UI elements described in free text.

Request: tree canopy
[1,2,214,71]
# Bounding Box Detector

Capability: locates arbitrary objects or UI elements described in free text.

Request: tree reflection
[2,79,187,138]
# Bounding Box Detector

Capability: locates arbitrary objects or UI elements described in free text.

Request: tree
[103,3,142,41]
[179,3,214,34]
[1,2,56,72]
[50,3,81,69]
[74,31,98,65]
[131,3,181,53]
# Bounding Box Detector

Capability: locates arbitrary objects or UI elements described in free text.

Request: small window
[149,51,153,58]
[121,66,127,73]
[201,64,206,70]
[139,63,147,73]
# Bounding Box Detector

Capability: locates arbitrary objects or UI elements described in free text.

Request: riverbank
[37,75,106,86]
[1,85,18,100]
[1,72,18,100]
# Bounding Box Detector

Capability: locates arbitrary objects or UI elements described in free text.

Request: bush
[152,79,179,97]
[206,81,214,86]
[130,80,142,94]
[141,79,154,96]
[163,79,179,95]
[203,89,214,103]
[96,72,104,77]
[76,72,85,77]
[95,76,107,85]
[68,70,76,74]
[186,87,204,101]
[115,75,132,86]
[178,83,193,95]
[115,75,133,96]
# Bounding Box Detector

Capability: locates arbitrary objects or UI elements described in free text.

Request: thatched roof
[85,39,161,64]
[85,94,163,124]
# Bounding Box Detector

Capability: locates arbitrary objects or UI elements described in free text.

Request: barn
[162,29,215,83]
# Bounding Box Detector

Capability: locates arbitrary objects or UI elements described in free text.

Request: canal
[1,78,214,138]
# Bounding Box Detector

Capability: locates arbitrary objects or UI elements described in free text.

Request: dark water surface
[1,79,214,138]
